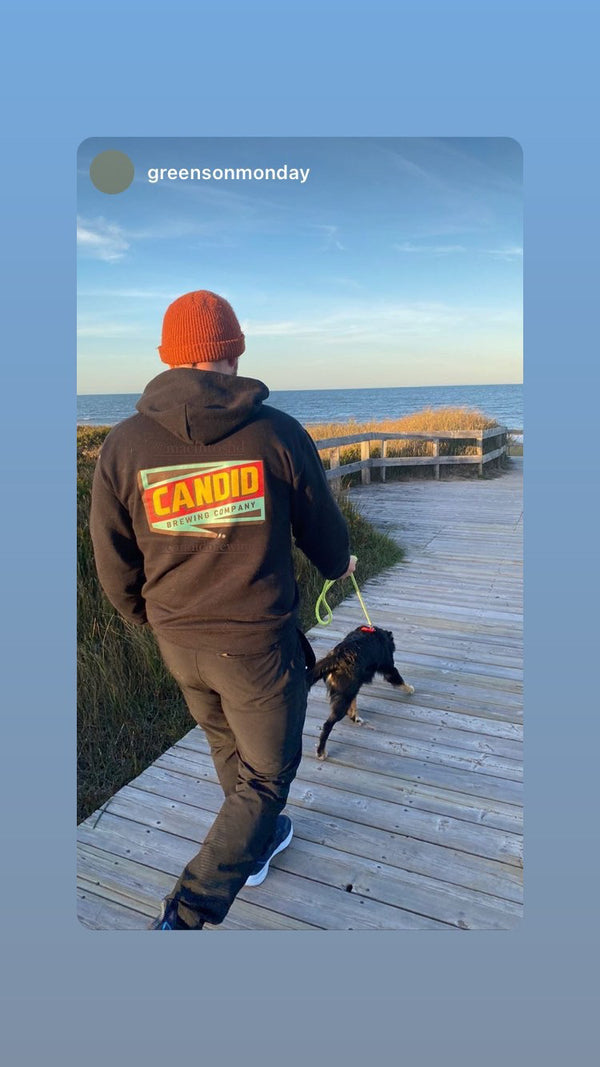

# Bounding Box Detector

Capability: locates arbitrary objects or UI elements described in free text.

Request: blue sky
[77,137,522,393]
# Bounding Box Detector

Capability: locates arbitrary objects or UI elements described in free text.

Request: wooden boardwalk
[78,460,523,931]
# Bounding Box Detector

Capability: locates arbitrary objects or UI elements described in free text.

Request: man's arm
[290,429,352,580]
[89,456,148,626]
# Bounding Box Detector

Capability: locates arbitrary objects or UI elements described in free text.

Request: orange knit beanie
[158,290,245,365]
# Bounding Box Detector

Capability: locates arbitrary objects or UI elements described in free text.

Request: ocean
[77,383,523,433]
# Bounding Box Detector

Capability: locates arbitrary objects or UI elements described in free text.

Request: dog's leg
[347,697,360,722]
[316,694,352,760]
[347,697,375,729]
[382,667,414,694]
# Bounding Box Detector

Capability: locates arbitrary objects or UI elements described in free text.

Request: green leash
[315,572,374,628]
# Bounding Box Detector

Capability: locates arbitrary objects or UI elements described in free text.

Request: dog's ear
[384,629,396,649]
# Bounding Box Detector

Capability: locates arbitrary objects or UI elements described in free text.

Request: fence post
[381,438,388,483]
[477,431,484,476]
[361,438,371,484]
[329,446,341,492]
[432,438,440,480]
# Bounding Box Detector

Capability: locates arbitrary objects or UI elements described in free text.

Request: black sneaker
[149,896,194,930]
[245,815,294,887]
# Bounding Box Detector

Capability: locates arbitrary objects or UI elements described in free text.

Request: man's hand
[338,554,357,580]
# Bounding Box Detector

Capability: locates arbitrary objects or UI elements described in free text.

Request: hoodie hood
[136,368,269,445]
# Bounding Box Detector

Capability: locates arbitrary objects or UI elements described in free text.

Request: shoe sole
[244,822,294,887]
[148,897,173,929]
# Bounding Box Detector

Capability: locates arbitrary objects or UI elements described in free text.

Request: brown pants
[155,626,309,927]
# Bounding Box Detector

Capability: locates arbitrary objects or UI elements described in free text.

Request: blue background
[2,0,598,1062]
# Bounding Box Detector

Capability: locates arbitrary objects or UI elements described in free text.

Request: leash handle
[315,579,336,626]
[315,570,373,628]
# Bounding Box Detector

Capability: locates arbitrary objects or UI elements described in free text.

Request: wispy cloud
[394,240,523,260]
[242,300,514,344]
[77,208,281,261]
[394,241,467,255]
[77,214,223,260]
[77,217,130,262]
[328,276,364,290]
[310,224,345,251]
[78,287,178,300]
[486,245,523,259]
[77,320,150,338]
[379,147,452,194]
[242,320,302,337]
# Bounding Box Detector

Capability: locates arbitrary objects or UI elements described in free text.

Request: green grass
[77,425,403,821]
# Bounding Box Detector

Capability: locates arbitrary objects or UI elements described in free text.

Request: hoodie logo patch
[138,460,265,536]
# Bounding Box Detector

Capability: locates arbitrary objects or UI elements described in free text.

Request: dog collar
[360,625,376,632]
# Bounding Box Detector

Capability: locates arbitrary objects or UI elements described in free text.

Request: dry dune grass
[309,405,497,438]
[306,406,499,464]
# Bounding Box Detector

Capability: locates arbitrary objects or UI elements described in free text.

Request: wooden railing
[506,428,523,457]
[313,426,509,484]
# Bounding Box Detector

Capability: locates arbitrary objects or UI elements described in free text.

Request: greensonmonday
[147,165,311,183]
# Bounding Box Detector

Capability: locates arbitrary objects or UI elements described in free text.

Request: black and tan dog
[308,625,414,760]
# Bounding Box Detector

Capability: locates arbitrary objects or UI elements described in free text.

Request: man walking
[90,289,354,930]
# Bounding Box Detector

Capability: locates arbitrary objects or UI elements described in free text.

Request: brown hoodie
[90,368,350,651]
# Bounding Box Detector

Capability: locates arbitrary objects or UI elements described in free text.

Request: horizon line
[78,380,523,398]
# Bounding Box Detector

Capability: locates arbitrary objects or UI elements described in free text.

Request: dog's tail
[307,652,340,688]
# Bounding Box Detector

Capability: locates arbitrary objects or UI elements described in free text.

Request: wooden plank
[224,865,449,929]
[78,839,175,903]
[370,455,488,467]
[134,759,522,866]
[482,426,508,440]
[241,792,521,901]
[363,594,523,624]
[350,597,524,624]
[280,835,520,930]
[158,746,523,835]
[78,812,447,930]
[360,573,523,598]
[314,429,497,449]
[177,722,523,805]
[78,812,328,932]
[159,741,523,838]
[314,432,375,448]
[82,785,522,904]
[77,843,320,930]
[82,818,516,929]
[77,843,327,932]
[325,459,369,480]
[482,445,507,464]
[77,887,150,931]
[319,605,523,640]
